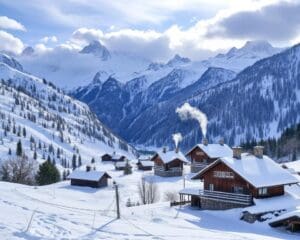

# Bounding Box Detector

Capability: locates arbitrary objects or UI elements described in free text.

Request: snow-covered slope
[0,168,298,239]
[0,54,137,168]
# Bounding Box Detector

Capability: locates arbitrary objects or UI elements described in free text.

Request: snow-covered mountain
[17,40,280,91]
[0,53,137,168]
[17,41,151,89]
[73,41,282,149]
[80,40,111,60]
[114,43,300,150]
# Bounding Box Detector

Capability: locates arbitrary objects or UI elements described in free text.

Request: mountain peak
[22,46,34,56]
[167,54,191,66]
[242,40,273,52]
[80,40,111,60]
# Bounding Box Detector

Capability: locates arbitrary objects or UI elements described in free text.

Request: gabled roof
[152,150,188,164]
[192,153,298,188]
[186,143,233,158]
[115,162,130,167]
[138,160,154,167]
[68,170,111,181]
[269,210,300,227]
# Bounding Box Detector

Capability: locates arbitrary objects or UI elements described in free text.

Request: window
[213,171,234,179]
[233,186,244,194]
[258,187,268,196]
[209,184,214,191]
[196,151,205,156]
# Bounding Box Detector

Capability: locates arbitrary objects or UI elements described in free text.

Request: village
[66,133,300,235]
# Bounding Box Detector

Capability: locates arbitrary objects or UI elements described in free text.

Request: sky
[0,0,300,61]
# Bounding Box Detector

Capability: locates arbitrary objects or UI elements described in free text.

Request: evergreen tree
[36,161,60,185]
[16,140,22,156]
[123,160,132,175]
[22,127,26,137]
[78,155,82,166]
[8,148,11,155]
[91,157,95,164]
[72,154,77,170]
[33,151,37,160]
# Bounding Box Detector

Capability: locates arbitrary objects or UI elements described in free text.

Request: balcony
[179,188,253,206]
[191,162,209,173]
[154,166,183,177]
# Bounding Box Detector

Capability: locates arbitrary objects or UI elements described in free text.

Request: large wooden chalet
[68,166,112,188]
[186,138,232,173]
[180,146,298,210]
[151,148,188,177]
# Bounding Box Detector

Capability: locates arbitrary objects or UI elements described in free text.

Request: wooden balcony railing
[199,189,252,205]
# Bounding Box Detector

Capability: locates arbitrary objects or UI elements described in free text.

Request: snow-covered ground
[1,162,299,239]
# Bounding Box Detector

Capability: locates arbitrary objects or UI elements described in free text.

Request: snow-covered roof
[153,150,188,164]
[187,143,233,158]
[139,160,154,167]
[115,162,129,167]
[269,209,300,225]
[112,153,126,160]
[179,187,201,195]
[193,153,298,188]
[282,160,300,173]
[68,170,111,181]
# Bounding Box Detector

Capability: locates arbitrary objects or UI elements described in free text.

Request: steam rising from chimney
[172,133,182,149]
[176,103,208,137]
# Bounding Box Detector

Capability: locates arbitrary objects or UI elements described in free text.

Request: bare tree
[138,177,159,204]
[0,155,36,185]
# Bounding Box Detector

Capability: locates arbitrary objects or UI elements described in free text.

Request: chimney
[175,147,179,153]
[253,146,264,158]
[86,165,91,172]
[202,137,208,146]
[232,147,242,159]
[163,147,167,153]
[219,137,224,146]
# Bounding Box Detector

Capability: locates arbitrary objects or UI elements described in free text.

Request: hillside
[0,53,136,171]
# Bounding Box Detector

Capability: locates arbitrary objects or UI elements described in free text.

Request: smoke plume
[172,133,182,148]
[176,103,208,137]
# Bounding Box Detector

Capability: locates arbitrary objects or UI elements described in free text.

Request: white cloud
[40,36,58,43]
[0,30,24,54]
[0,16,26,31]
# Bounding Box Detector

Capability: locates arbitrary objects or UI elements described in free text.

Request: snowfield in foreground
[1,163,299,240]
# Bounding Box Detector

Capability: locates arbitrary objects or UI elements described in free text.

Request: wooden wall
[71,176,108,188]
[188,146,217,164]
[202,162,284,198]
[152,155,183,169]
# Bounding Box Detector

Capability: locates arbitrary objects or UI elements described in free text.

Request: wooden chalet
[269,210,300,232]
[137,159,154,171]
[112,153,126,162]
[151,148,188,177]
[101,153,112,161]
[68,166,111,188]
[186,138,233,173]
[115,161,131,171]
[180,146,298,210]
[101,152,126,162]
